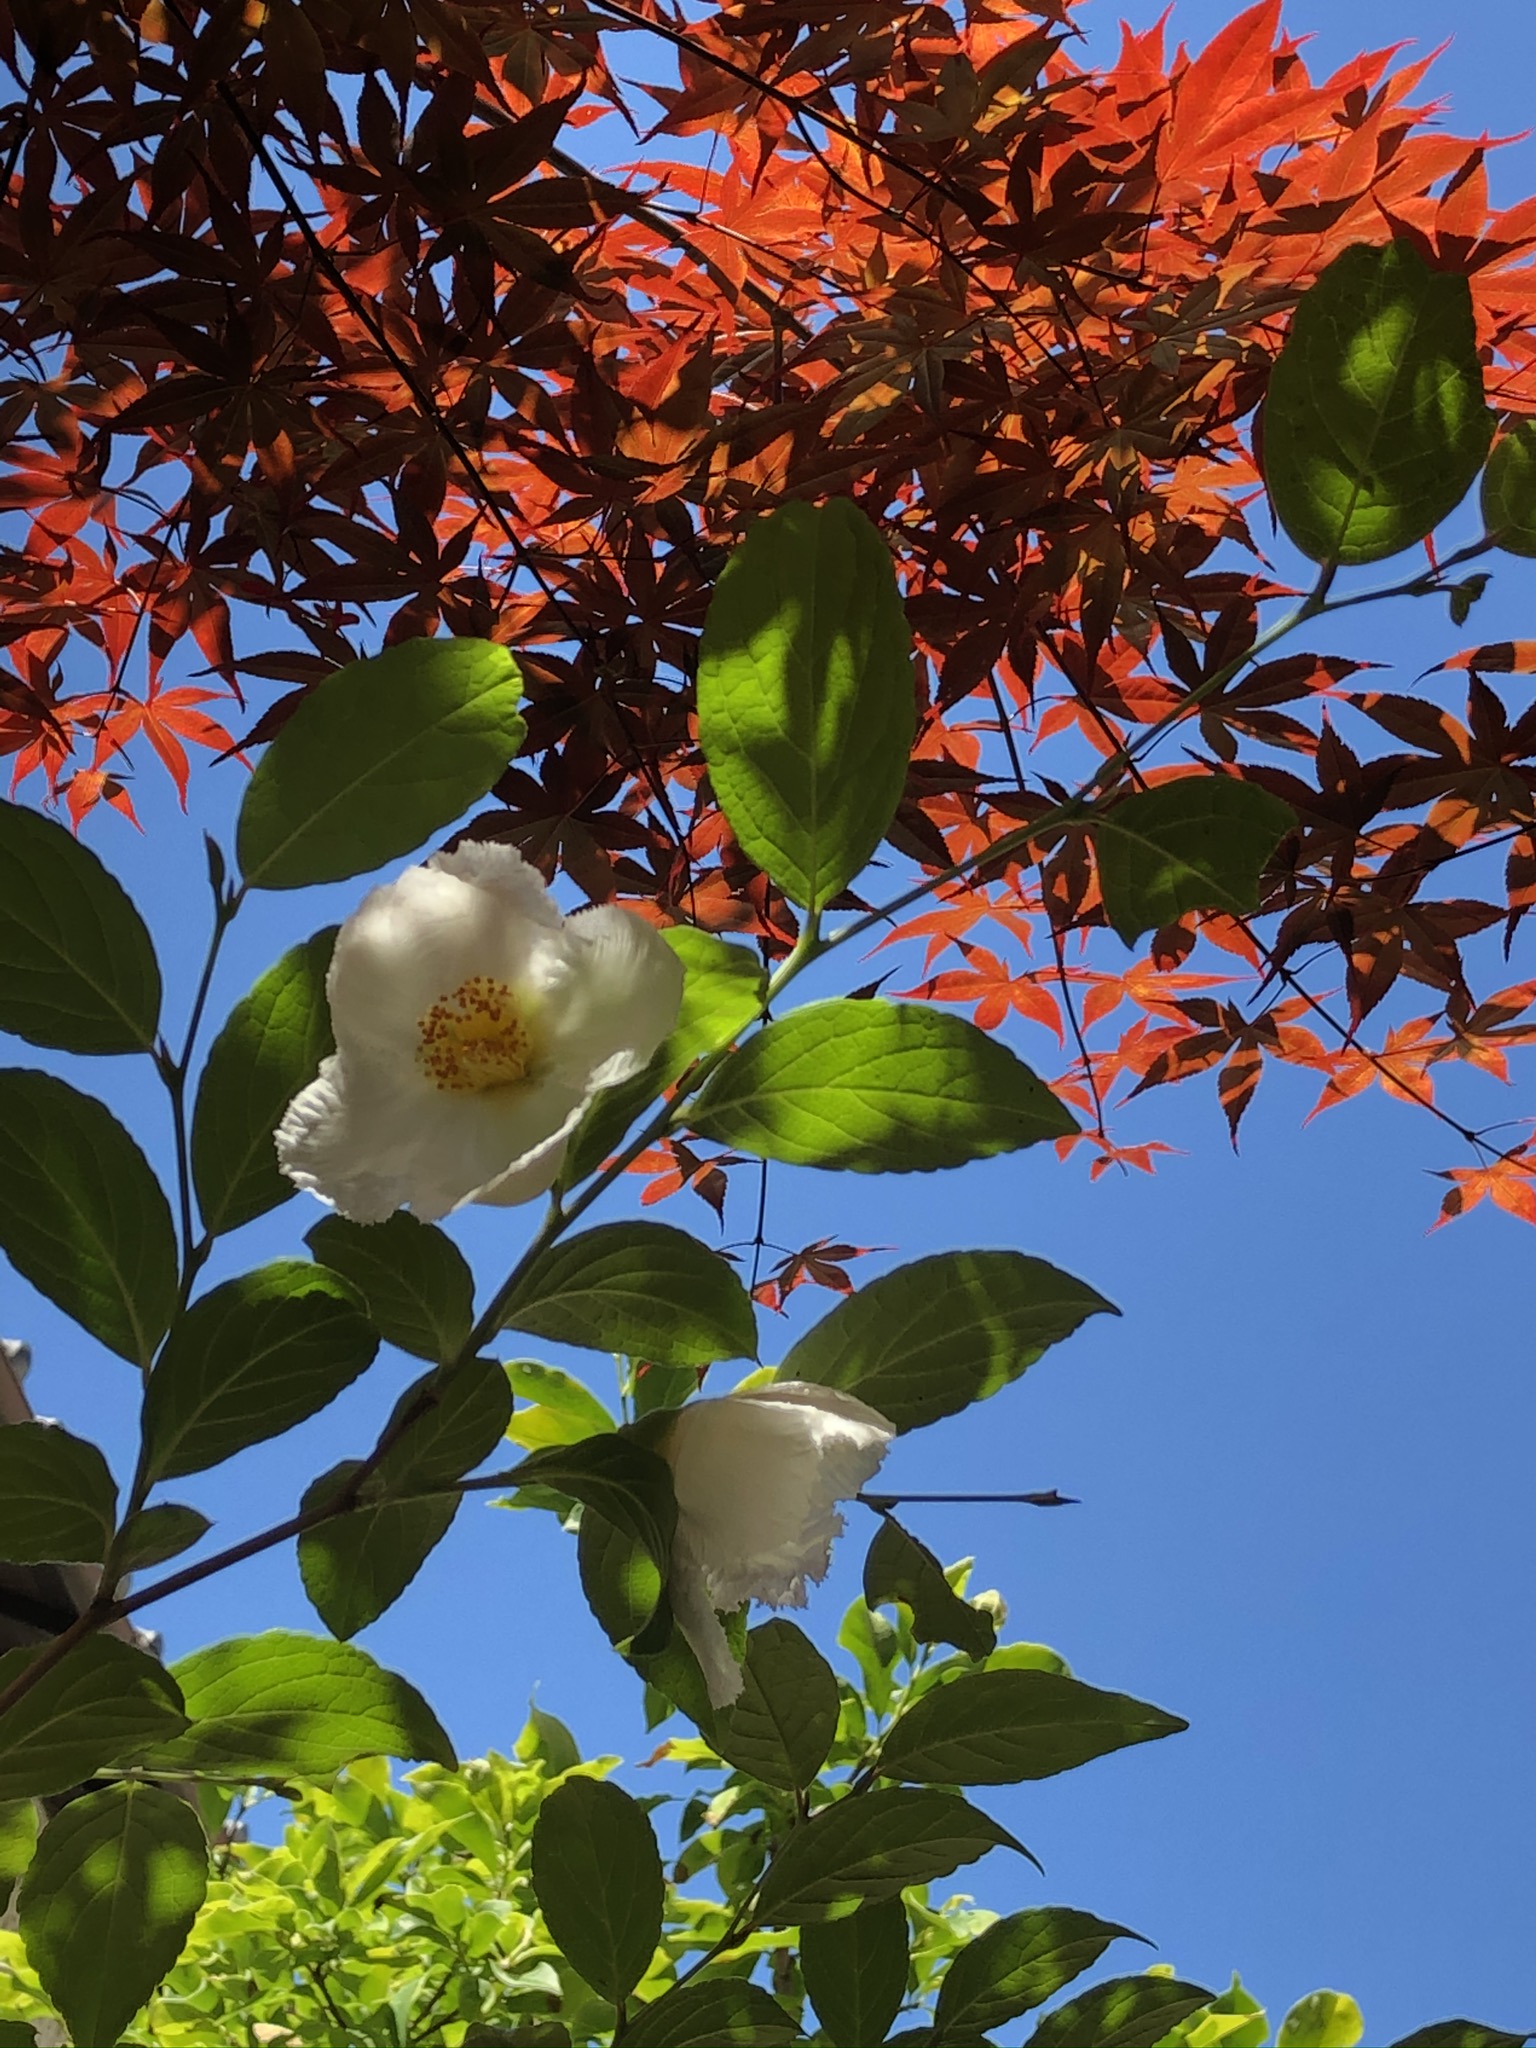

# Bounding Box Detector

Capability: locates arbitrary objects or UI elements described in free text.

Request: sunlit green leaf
[237,638,526,888]
[505,1359,618,1452]
[0,1798,37,1915]
[1263,238,1491,565]
[697,497,914,909]
[1278,1991,1365,2048]
[0,798,160,1054]
[18,1782,207,2048]
[693,1000,1075,1172]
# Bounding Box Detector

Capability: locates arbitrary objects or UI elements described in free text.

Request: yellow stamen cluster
[417,976,532,1093]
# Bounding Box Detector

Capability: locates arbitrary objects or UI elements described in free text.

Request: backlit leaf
[1027,1976,1217,2048]
[710,1619,840,1791]
[0,1637,187,1801]
[693,1000,1075,1172]
[307,1210,474,1362]
[501,1221,757,1368]
[934,1906,1146,2040]
[877,1669,1186,1785]
[0,1424,117,1565]
[756,1787,1030,1924]
[237,639,526,888]
[1482,419,1536,558]
[1277,1992,1365,2048]
[1263,239,1491,565]
[1091,781,1295,945]
[697,498,914,909]
[530,1776,663,2003]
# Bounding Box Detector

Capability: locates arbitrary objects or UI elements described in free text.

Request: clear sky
[4,2,1535,2040]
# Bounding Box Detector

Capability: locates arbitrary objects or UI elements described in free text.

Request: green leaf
[0,1636,187,1801]
[0,1423,117,1565]
[530,1776,663,2003]
[577,1508,665,1649]
[1160,1974,1269,2048]
[299,1459,459,1640]
[1026,1976,1217,2048]
[877,1669,1186,1785]
[0,1071,178,1368]
[710,1620,840,1791]
[565,927,768,1185]
[1483,419,1536,556]
[801,1897,909,2047]
[934,1907,1146,2040]
[1278,1992,1365,2048]
[1263,238,1490,565]
[296,1359,510,1632]
[17,1781,207,2048]
[0,799,160,1054]
[0,1798,37,1914]
[133,1631,455,1777]
[306,1211,474,1362]
[516,1700,582,1776]
[693,1000,1076,1172]
[780,1250,1115,1433]
[756,1787,1030,1925]
[501,1222,758,1368]
[1090,780,1295,945]
[108,1503,211,1575]
[512,1435,676,1570]
[192,929,336,1236]
[141,1260,379,1481]
[505,1359,618,1452]
[623,1979,800,2047]
[1392,2027,1534,2047]
[236,638,526,889]
[696,497,914,910]
[864,1518,996,1659]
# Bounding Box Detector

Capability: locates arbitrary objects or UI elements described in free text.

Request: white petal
[276,1053,586,1224]
[670,1548,747,1709]
[543,907,685,1085]
[427,839,564,924]
[662,1383,894,1614]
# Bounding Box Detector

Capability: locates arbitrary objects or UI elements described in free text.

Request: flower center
[417,976,533,1094]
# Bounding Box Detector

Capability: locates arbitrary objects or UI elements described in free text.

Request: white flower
[276,842,684,1224]
[660,1381,896,1708]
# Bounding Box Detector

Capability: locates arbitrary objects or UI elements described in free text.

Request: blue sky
[4,1,1535,2039]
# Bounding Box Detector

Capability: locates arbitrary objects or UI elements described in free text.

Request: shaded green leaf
[780,1250,1114,1433]
[864,1518,996,1659]
[1392,2027,1534,2047]
[1483,419,1536,557]
[501,1221,757,1368]
[1277,1992,1364,2048]
[0,1071,177,1368]
[697,497,914,910]
[877,1669,1186,1786]
[299,1458,459,1640]
[694,1000,1075,1173]
[1026,1975,1216,2048]
[623,1978,800,2047]
[0,798,160,1055]
[108,1503,210,1576]
[565,927,768,1185]
[710,1619,839,1791]
[513,1435,676,1570]
[237,638,526,889]
[1091,780,1295,945]
[801,1897,909,2047]
[0,1424,117,1565]
[577,1508,665,1650]
[530,1776,662,2004]
[134,1631,455,1776]
[191,928,336,1236]
[0,1636,187,1801]
[756,1787,1030,1924]
[18,1782,207,2048]
[306,1210,474,1363]
[1264,238,1491,565]
[934,1907,1146,2041]
[141,1260,379,1481]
